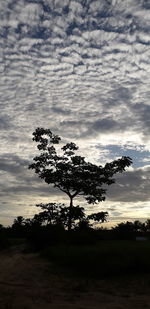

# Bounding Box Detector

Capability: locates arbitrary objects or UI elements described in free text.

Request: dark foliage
[112,220,150,240]
[0,224,10,250]
[34,203,85,229]
[29,127,132,230]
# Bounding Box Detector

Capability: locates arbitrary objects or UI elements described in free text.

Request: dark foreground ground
[0,244,150,309]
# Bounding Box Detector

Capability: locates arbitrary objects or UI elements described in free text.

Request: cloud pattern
[0,0,150,225]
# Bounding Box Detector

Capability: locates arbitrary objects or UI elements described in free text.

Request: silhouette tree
[34,203,108,229]
[35,203,61,226]
[32,203,84,228]
[145,219,150,232]
[132,220,143,233]
[13,216,24,226]
[29,128,132,230]
[88,211,108,223]
[76,218,92,231]
[11,216,26,237]
[58,205,85,228]
[0,224,4,231]
[112,221,134,239]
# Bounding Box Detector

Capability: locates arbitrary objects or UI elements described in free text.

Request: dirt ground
[0,245,150,309]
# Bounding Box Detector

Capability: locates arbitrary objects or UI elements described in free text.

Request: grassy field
[43,240,150,278]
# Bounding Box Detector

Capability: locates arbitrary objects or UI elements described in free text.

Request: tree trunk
[68,197,73,231]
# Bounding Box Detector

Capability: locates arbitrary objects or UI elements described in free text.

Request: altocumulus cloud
[0,0,150,225]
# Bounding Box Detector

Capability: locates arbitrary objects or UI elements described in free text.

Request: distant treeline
[0,216,150,251]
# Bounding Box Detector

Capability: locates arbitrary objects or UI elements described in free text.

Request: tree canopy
[29,128,132,230]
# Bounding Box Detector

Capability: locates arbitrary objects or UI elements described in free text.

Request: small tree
[35,203,62,226]
[145,219,150,232]
[11,216,26,237]
[33,203,84,228]
[29,128,132,230]
[32,203,108,230]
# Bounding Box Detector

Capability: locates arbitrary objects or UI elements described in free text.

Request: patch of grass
[43,240,150,278]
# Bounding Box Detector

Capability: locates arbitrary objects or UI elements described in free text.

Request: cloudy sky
[0,0,150,226]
